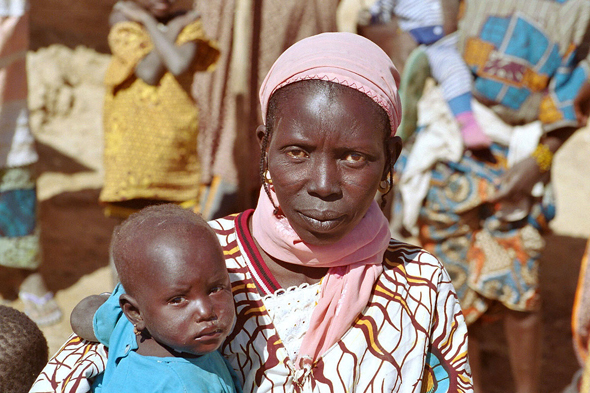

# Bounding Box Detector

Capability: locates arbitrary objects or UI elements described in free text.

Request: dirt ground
[2,42,589,392]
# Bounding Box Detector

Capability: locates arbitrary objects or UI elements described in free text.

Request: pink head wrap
[259,32,402,136]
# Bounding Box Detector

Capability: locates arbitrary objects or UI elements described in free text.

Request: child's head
[111,204,235,357]
[0,305,49,393]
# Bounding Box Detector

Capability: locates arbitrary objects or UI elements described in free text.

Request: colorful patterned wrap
[410,142,553,325]
[31,212,473,392]
[395,0,590,325]
[458,0,590,133]
[0,165,40,269]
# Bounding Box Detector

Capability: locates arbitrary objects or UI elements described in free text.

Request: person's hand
[573,79,590,127]
[113,1,152,24]
[488,156,548,205]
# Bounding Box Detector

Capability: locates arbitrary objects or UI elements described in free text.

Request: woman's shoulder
[381,238,446,283]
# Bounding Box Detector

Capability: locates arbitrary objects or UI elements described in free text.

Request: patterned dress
[99,19,219,207]
[30,211,472,392]
[409,0,590,325]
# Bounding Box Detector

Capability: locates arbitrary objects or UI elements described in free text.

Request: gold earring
[133,324,141,336]
[264,170,273,185]
[378,178,392,194]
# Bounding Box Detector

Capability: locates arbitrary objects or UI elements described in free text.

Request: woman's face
[263,83,399,246]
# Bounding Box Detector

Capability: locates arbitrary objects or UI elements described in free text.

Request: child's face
[133,226,235,356]
[134,0,177,19]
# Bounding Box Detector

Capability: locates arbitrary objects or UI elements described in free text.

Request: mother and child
[31,32,473,392]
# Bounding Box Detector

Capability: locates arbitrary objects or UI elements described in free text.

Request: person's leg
[467,322,485,393]
[0,166,62,325]
[504,309,542,393]
[18,269,63,326]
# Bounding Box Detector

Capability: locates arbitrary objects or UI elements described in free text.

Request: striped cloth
[369,0,473,110]
[369,0,442,31]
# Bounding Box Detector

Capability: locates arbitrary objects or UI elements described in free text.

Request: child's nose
[194,298,217,321]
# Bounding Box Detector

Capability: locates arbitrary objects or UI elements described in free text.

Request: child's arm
[114,1,199,85]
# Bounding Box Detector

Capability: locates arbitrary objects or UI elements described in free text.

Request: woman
[31,33,472,392]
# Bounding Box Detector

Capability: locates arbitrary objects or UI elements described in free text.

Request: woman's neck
[248,216,328,292]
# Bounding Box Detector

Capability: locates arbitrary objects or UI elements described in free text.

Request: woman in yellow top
[99,0,219,218]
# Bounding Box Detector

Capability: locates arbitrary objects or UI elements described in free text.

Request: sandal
[19,291,63,327]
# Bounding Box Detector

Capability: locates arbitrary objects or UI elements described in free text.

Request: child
[90,204,239,392]
[359,0,491,150]
[99,0,220,218]
[0,305,49,393]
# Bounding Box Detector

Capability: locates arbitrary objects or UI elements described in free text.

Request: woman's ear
[256,125,267,148]
[120,294,145,331]
[382,135,403,180]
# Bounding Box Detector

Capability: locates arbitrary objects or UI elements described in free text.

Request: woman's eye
[210,285,224,294]
[286,149,308,159]
[344,152,366,163]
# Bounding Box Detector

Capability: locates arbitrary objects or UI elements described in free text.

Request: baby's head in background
[112,204,235,357]
[0,305,48,393]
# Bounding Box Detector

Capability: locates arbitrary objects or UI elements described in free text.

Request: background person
[392,1,590,392]
[0,0,61,326]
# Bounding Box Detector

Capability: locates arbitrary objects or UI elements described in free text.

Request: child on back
[90,204,239,392]
[99,0,219,218]
[360,0,490,150]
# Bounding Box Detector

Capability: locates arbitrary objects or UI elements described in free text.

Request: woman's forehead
[270,81,389,136]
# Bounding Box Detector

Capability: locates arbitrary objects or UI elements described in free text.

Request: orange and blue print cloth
[459,0,590,132]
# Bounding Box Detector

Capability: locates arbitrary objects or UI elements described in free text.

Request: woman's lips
[297,211,345,232]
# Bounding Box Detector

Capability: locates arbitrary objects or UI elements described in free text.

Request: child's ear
[119,294,145,331]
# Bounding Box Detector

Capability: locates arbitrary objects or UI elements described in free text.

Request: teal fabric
[92,284,240,393]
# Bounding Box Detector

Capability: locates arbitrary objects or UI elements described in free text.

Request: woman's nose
[307,157,341,199]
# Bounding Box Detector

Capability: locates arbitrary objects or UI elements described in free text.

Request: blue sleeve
[93,283,127,347]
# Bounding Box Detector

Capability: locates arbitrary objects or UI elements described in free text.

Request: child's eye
[168,296,186,305]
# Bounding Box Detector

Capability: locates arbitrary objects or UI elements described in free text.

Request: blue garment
[92,284,240,393]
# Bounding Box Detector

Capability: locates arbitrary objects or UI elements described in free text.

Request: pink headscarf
[259,32,402,136]
[253,32,402,371]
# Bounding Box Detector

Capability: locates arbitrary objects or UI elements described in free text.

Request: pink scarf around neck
[251,188,391,368]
